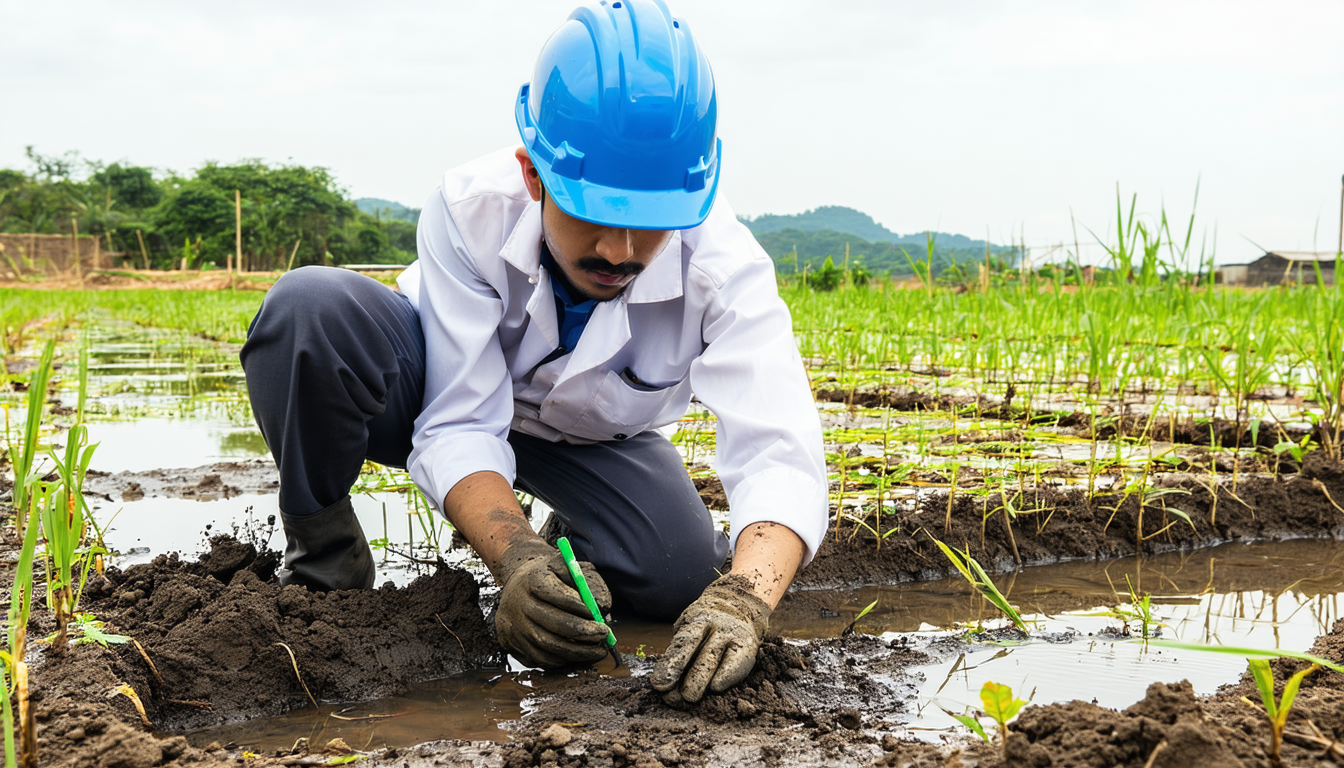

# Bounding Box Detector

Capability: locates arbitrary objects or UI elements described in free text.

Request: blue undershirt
[540,244,597,354]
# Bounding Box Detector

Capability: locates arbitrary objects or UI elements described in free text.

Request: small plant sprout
[933,539,1032,632]
[841,598,880,637]
[1082,575,1166,640]
[946,681,1031,760]
[44,614,129,648]
[1148,640,1344,766]
[981,681,1031,761]
[1246,659,1317,768]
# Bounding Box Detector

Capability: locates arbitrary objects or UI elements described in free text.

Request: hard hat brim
[533,143,721,231]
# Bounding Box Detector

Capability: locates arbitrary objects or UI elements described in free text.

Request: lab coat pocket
[584,369,692,441]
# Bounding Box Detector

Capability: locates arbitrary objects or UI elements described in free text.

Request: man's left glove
[650,574,770,704]
[490,538,613,668]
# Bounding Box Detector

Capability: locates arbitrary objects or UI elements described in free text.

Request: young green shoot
[42,424,99,653]
[841,598,880,637]
[947,681,1031,760]
[1246,659,1319,767]
[933,539,1031,632]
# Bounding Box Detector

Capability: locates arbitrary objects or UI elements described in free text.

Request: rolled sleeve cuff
[410,431,517,513]
[727,466,829,566]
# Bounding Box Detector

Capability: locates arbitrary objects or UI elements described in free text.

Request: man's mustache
[577,256,644,277]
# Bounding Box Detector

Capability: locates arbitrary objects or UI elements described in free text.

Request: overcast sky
[3,1,1341,264]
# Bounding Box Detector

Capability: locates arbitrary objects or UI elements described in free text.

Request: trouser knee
[610,532,729,621]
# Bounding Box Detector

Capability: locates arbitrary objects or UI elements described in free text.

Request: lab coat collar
[500,201,684,305]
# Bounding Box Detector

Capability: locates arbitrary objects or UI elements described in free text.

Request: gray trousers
[241,266,728,619]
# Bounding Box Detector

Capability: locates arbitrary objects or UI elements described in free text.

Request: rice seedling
[932,539,1031,632]
[1081,575,1165,640]
[5,478,44,768]
[9,339,56,525]
[1246,658,1317,767]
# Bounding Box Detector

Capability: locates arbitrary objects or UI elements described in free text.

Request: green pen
[556,536,623,667]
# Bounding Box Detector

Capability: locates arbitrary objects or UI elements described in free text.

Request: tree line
[0,147,415,271]
[752,227,1020,281]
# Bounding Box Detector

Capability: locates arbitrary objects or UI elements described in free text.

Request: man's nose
[595,228,634,264]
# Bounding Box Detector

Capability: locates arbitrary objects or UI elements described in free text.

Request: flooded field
[4,281,1344,768]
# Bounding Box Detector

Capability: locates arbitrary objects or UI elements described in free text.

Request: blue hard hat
[516,0,721,231]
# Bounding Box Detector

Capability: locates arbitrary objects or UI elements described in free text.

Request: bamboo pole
[235,189,242,274]
[135,229,150,269]
[286,237,303,272]
[70,216,83,283]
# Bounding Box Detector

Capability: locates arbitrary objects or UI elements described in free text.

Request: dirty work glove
[490,538,613,668]
[650,574,770,704]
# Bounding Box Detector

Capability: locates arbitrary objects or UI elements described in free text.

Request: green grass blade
[1248,658,1277,718]
[1149,641,1344,676]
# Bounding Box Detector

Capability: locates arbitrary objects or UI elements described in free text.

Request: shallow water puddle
[174,539,1344,751]
[772,538,1344,737]
[97,491,465,578]
[72,321,266,471]
[179,670,534,751]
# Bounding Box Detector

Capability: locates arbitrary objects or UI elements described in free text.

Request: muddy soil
[84,460,279,502]
[797,453,1344,589]
[25,536,495,768]
[11,457,1344,768]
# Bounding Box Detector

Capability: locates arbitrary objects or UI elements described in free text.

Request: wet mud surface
[12,457,1344,768]
[84,459,279,501]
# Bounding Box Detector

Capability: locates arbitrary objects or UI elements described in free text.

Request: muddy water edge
[3,450,1343,768]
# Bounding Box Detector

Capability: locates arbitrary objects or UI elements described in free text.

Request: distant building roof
[1263,251,1341,263]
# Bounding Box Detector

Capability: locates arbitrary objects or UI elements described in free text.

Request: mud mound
[991,681,1252,768]
[43,536,497,740]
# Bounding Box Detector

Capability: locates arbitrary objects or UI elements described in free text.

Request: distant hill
[752,228,1015,278]
[740,205,1003,253]
[355,197,420,224]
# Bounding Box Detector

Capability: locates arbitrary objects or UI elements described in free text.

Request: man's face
[517,148,674,302]
[541,193,673,302]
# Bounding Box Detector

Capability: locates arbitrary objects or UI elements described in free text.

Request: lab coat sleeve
[406,190,518,512]
[688,254,829,564]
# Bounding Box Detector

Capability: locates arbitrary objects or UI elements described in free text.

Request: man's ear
[515,147,543,202]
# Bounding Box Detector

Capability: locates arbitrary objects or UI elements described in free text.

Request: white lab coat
[399,147,828,560]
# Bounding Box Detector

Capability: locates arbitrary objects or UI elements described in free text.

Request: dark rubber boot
[279,496,376,591]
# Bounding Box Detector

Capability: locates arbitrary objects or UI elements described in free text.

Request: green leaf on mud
[980,681,1028,726]
[947,711,990,742]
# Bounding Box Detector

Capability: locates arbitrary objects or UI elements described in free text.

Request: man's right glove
[489,538,613,668]
[650,574,770,704]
